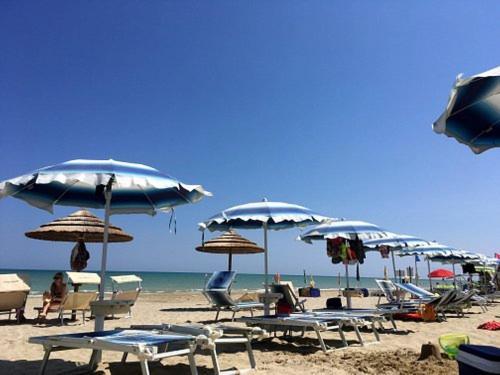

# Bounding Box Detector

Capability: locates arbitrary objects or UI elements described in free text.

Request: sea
[1,268,387,295]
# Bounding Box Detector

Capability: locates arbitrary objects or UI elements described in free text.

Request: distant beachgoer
[40,272,67,318]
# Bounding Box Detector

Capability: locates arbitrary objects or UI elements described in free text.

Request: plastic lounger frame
[239,313,379,353]
[29,330,199,375]
[130,323,269,375]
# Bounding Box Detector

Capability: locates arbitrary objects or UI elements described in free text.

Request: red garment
[477,321,500,331]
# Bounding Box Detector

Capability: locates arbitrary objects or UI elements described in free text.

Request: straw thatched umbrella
[25,209,133,321]
[26,209,133,244]
[196,230,264,271]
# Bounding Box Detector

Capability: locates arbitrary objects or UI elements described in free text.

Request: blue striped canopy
[398,244,475,261]
[363,232,432,249]
[298,220,389,244]
[200,201,329,231]
[433,66,500,154]
[0,159,211,215]
[426,250,482,264]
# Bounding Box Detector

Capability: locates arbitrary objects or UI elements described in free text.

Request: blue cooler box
[457,344,500,375]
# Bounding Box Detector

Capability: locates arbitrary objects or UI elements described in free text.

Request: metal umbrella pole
[95,180,113,332]
[345,263,352,308]
[427,257,433,291]
[228,251,233,272]
[391,249,397,281]
[414,256,418,286]
[263,222,270,315]
[452,262,457,289]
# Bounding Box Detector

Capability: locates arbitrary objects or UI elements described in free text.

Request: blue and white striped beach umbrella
[400,245,478,289]
[1,159,211,331]
[298,220,390,308]
[0,159,209,215]
[433,66,500,154]
[200,200,329,313]
[363,233,434,283]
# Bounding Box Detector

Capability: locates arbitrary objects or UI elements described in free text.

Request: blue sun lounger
[395,282,436,300]
[239,312,377,353]
[29,329,201,375]
[203,271,264,321]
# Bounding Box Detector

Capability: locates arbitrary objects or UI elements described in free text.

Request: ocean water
[1,268,386,295]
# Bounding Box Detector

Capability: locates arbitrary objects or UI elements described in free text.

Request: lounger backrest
[375,279,396,302]
[0,291,28,311]
[272,281,301,310]
[205,271,236,291]
[112,289,141,305]
[395,283,434,299]
[204,289,235,307]
[434,290,456,309]
[60,292,98,312]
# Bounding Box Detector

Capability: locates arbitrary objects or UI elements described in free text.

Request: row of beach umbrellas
[0,64,498,361]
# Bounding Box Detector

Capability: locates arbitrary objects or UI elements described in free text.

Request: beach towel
[477,321,500,331]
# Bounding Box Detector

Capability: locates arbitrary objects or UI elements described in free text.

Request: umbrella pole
[391,249,397,281]
[263,223,270,315]
[414,256,418,286]
[452,262,456,289]
[427,257,432,292]
[345,263,351,308]
[95,184,112,332]
[228,252,233,272]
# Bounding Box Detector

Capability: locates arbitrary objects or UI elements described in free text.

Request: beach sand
[0,291,498,374]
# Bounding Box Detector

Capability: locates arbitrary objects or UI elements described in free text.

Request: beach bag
[326,297,342,310]
[70,241,90,272]
[276,300,293,314]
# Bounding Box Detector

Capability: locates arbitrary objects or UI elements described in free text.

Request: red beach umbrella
[428,268,454,279]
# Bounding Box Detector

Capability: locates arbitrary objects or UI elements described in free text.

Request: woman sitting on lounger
[40,272,67,318]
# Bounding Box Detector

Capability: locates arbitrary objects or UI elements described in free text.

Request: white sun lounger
[131,323,268,375]
[239,313,376,353]
[29,329,202,375]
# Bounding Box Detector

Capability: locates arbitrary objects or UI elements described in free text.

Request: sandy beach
[1,290,498,374]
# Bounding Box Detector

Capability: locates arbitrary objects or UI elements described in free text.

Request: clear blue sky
[1,1,499,277]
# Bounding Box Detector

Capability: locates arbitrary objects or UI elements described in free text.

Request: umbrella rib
[138,185,157,213]
[469,118,500,143]
[51,179,80,207]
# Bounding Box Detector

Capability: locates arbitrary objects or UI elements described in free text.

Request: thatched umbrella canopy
[196,230,264,271]
[25,209,133,243]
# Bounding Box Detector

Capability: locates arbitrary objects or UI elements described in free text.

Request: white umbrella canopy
[200,199,330,314]
[298,220,390,308]
[1,159,211,335]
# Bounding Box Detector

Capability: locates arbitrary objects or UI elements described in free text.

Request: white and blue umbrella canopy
[200,200,329,314]
[0,159,210,334]
[363,232,431,250]
[433,66,500,154]
[426,250,482,264]
[0,159,211,215]
[200,201,330,231]
[298,220,389,244]
[397,243,459,258]
[297,220,389,308]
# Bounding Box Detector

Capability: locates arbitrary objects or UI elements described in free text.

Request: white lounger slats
[29,329,200,375]
[240,312,380,353]
[130,323,268,375]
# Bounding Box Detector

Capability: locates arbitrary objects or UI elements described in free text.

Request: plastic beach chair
[29,329,199,375]
[0,273,30,323]
[35,291,98,325]
[271,281,307,312]
[439,333,470,359]
[203,271,263,321]
[111,275,143,318]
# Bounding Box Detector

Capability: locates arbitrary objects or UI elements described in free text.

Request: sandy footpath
[0,290,498,374]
